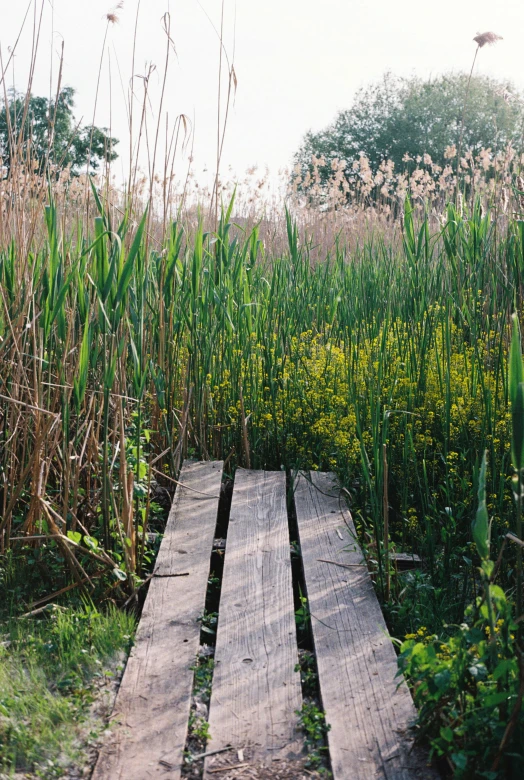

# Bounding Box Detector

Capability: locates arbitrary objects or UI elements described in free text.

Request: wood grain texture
[154,461,223,577]
[93,460,223,780]
[204,470,302,775]
[293,471,435,780]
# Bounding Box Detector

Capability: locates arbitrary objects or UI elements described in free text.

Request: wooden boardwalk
[94,465,435,780]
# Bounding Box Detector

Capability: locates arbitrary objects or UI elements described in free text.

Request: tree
[0,86,118,174]
[294,72,524,187]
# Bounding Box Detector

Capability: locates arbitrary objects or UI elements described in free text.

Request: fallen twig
[191,745,233,760]
[506,532,524,549]
[20,603,67,618]
[0,392,60,417]
[208,763,250,773]
[28,570,107,611]
[317,558,366,569]
[122,574,154,608]
[151,467,220,498]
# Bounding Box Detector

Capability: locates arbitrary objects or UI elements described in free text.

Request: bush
[398,588,523,778]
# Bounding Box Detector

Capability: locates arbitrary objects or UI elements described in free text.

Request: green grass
[0,602,135,777]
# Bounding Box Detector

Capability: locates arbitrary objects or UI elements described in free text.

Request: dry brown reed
[473,31,503,48]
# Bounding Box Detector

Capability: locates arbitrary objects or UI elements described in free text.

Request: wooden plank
[392,552,422,571]
[154,461,222,577]
[93,460,223,780]
[204,470,302,775]
[293,472,434,780]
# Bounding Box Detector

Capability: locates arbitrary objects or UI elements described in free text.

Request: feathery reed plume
[473,31,503,48]
[456,30,503,205]
[106,2,124,25]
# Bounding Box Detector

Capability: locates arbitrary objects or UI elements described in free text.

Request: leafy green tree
[294,72,524,184]
[0,86,118,174]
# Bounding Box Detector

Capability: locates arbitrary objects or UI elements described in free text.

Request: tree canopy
[0,86,118,174]
[294,72,524,185]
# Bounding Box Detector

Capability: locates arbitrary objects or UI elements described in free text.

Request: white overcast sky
[1,0,523,182]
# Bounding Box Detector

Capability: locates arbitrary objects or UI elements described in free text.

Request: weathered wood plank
[293,471,434,780]
[154,461,223,576]
[204,470,302,775]
[93,460,223,780]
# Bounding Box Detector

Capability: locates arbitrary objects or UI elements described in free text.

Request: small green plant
[190,656,214,700]
[295,587,310,632]
[398,590,522,777]
[198,611,218,638]
[296,702,331,773]
[295,651,318,698]
[184,655,214,765]
[188,712,211,743]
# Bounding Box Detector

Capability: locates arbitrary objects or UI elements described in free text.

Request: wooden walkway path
[94,465,435,780]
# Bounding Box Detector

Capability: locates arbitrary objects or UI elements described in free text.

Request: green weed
[296,702,331,774]
[0,603,135,776]
[184,655,215,767]
[295,651,318,698]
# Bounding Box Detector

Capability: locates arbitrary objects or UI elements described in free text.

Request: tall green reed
[0,192,521,620]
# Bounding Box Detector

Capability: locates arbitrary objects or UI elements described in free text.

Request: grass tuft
[0,603,135,777]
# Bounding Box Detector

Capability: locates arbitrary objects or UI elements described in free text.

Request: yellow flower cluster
[405,626,433,643]
[180,309,511,538]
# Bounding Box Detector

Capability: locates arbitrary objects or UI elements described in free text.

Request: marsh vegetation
[1,6,524,777]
